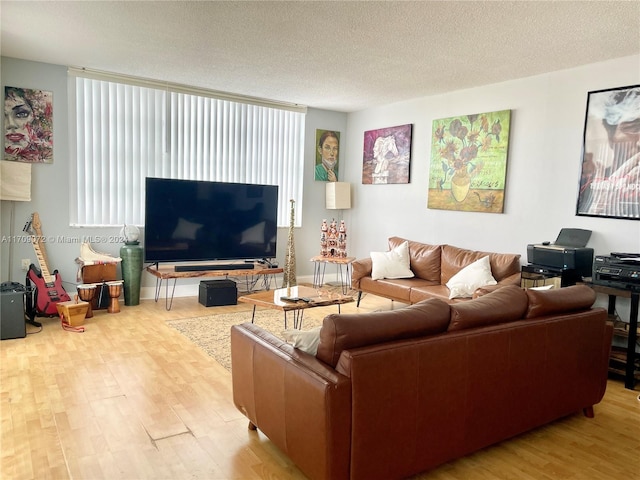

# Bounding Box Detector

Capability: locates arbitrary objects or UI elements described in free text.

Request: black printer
[593,254,640,292]
[523,228,594,287]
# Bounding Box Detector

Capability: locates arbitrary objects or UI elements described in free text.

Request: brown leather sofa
[231,285,612,480]
[351,236,522,306]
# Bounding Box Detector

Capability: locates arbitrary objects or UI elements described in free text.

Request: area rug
[166,308,327,371]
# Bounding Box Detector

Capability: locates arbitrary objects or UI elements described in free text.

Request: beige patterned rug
[166,307,329,371]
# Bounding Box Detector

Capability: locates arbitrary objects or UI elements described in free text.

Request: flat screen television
[144,177,278,263]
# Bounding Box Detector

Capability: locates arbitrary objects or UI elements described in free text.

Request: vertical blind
[71,74,305,227]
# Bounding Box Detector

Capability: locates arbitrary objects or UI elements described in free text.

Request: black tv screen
[144,177,278,263]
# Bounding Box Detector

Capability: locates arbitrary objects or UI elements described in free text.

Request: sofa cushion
[409,284,454,303]
[441,245,521,284]
[446,256,497,299]
[525,284,596,319]
[316,298,451,367]
[448,285,528,331]
[358,277,415,303]
[388,237,441,282]
[370,240,414,280]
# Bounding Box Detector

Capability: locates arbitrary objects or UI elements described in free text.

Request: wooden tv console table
[146,264,283,310]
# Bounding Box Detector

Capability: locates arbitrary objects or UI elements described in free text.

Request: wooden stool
[56,300,90,327]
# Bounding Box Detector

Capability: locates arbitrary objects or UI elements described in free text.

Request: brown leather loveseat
[231,285,612,480]
[351,236,522,306]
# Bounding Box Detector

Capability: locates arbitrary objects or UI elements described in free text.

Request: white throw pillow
[281,326,322,355]
[446,256,497,299]
[370,241,415,281]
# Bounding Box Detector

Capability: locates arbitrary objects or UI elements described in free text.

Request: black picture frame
[576,84,640,220]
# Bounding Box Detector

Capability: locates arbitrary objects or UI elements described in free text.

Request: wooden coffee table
[238,285,353,329]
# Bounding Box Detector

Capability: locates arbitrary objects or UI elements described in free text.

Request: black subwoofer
[198,279,238,307]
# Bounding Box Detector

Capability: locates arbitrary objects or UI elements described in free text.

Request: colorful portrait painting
[4,86,53,163]
[315,129,340,181]
[576,85,640,220]
[428,110,511,213]
[362,124,412,184]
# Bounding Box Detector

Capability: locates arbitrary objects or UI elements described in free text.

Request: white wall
[341,54,640,316]
[343,55,639,258]
[291,107,348,283]
[1,58,88,287]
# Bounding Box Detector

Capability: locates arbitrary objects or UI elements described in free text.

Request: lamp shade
[0,161,31,201]
[325,182,351,209]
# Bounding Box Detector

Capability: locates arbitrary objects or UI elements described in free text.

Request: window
[70,69,306,227]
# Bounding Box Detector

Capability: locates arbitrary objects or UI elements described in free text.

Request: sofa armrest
[231,323,351,480]
[351,257,373,289]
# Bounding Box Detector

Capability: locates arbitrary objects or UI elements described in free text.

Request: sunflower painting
[427,109,511,212]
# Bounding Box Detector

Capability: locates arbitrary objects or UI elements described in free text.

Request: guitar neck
[31,236,54,284]
[25,213,58,285]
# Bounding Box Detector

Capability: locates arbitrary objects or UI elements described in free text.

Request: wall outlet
[21,259,31,271]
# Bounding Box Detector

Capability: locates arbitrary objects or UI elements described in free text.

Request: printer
[524,228,594,287]
[593,254,640,292]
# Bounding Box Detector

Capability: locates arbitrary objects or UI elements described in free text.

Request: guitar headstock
[30,212,43,237]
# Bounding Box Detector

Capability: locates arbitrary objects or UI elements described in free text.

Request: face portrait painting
[4,86,53,163]
[315,130,340,182]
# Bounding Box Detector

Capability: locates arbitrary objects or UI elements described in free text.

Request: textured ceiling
[1,1,639,112]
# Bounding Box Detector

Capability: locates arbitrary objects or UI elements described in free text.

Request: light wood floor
[1,292,639,480]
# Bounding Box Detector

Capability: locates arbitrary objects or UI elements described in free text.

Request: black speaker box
[1,290,26,340]
[198,279,237,307]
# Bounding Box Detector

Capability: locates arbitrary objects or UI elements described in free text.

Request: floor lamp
[0,161,32,282]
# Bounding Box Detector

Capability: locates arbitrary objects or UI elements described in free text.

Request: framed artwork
[427,109,511,213]
[362,123,412,184]
[315,129,340,182]
[4,86,53,163]
[576,84,640,220]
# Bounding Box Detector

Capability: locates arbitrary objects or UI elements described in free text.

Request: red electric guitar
[24,213,71,315]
